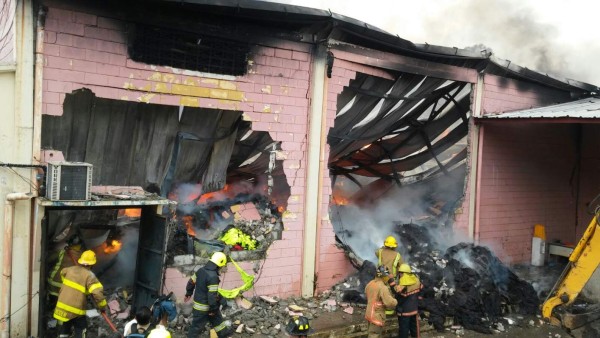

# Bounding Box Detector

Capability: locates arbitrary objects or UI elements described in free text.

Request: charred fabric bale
[392,224,539,334]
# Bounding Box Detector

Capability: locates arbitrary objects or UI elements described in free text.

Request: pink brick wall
[576,124,600,240]
[42,6,313,297]
[477,123,577,263]
[481,75,571,114]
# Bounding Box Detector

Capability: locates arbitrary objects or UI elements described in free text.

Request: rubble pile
[395,223,540,333]
[169,291,365,337]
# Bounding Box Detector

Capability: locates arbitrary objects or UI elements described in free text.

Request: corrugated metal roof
[479,97,600,119]
[157,0,599,93]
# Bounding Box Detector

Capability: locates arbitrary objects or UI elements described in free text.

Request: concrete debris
[245,326,255,333]
[259,295,278,304]
[236,324,245,333]
[343,307,354,315]
[288,304,306,311]
[236,296,254,309]
[108,299,121,314]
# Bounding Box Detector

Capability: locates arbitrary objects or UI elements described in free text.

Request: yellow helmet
[78,250,97,266]
[210,252,227,267]
[384,236,398,248]
[399,263,412,273]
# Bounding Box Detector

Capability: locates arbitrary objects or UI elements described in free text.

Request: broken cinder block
[235,296,253,309]
[259,295,278,304]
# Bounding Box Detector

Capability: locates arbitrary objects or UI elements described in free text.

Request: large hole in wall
[40,88,291,304]
[327,72,472,261]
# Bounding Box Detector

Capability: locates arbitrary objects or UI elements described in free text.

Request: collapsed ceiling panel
[328,72,471,183]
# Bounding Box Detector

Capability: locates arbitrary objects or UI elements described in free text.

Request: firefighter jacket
[53,265,107,322]
[375,246,403,277]
[47,246,82,297]
[186,260,220,312]
[365,278,397,327]
[394,277,423,316]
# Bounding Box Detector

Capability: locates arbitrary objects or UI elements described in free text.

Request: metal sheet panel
[480,98,600,119]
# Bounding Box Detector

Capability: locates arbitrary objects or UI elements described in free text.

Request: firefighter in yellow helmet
[184,251,232,338]
[365,265,397,337]
[392,264,423,338]
[53,250,107,338]
[375,236,403,316]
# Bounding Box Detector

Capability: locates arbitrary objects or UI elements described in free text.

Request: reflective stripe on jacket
[376,247,403,276]
[53,265,107,322]
[395,279,423,316]
[186,260,220,313]
[365,278,397,327]
[47,247,82,297]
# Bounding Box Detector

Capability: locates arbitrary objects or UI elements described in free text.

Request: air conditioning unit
[46,162,93,201]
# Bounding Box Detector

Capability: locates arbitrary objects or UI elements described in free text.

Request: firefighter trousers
[398,314,419,338]
[58,316,87,338]
[187,309,231,338]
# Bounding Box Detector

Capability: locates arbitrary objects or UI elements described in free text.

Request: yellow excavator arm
[542,214,600,327]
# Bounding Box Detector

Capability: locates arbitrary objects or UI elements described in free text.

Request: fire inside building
[2,0,600,337]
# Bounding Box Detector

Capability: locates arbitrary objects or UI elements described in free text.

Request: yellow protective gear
[77,250,96,266]
[219,228,257,250]
[399,263,412,273]
[399,273,419,286]
[218,258,255,299]
[210,252,227,267]
[384,236,398,248]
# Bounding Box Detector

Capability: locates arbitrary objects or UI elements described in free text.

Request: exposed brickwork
[481,75,571,114]
[42,6,313,297]
[477,123,577,263]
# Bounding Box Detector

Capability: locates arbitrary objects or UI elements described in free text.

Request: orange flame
[103,240,122,254]
[333,196,349,205]
[278,205,285,213]
[182,215,196,237]
[124,208,141,217]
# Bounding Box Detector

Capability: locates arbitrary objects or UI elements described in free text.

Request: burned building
[1,0,600,337]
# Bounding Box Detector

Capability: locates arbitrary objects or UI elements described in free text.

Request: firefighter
[285,315,313,337]
[365,265,398,338]
[47,235,84,301]
[53,250,107,338]
[184,251,232,338]
[376,235,403,317]
[393,264,423,338]
[375,236,404,278]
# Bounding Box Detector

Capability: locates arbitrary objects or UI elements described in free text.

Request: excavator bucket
[561,305,600,329]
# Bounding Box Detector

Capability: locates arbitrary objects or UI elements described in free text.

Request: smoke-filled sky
[262,0,600,86]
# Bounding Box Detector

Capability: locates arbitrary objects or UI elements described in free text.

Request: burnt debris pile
[397,223,539,333]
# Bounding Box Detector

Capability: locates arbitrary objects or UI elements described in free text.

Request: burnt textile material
[394,223,539,333]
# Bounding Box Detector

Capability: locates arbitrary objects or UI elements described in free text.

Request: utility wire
[0,291,39,324]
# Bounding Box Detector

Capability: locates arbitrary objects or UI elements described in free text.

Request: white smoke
[332,167,467,263]
[270,0,600,85]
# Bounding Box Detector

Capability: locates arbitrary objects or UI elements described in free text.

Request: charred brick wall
[477,123,577,263]
[41,6,314,297]
[481,75,570,114]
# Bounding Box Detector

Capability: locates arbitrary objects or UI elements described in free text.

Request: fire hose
[101,311,123,337]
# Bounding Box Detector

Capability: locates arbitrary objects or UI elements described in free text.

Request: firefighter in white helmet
[184,251,232,337]
[53,250,106,338]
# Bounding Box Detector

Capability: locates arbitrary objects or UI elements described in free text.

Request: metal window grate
[129,24,249,76]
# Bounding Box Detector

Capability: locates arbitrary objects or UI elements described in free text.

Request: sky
[263,0,600,86]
